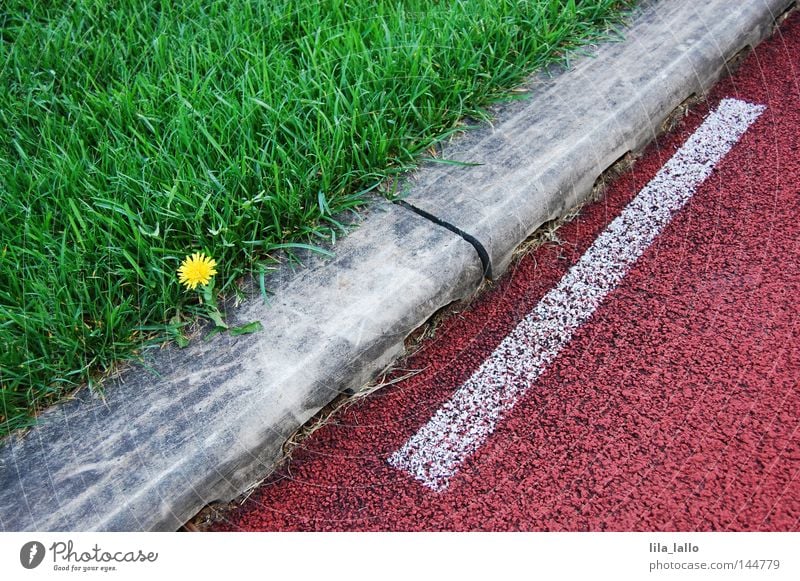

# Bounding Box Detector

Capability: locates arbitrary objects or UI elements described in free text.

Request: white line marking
[388,98,765,491]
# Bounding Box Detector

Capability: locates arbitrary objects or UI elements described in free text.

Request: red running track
[212,13,800,531]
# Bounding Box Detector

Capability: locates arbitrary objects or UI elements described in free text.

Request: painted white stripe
[388,98,765,491]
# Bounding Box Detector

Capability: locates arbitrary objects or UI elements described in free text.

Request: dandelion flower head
[178,252,217,290]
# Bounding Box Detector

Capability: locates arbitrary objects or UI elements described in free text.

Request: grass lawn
[0,0,634,437]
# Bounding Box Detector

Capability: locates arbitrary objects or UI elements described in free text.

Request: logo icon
[20,541,46,569]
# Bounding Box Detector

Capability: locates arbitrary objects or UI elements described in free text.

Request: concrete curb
[0,203,483,531]
[402,0,796,278]
[0,0,794,531]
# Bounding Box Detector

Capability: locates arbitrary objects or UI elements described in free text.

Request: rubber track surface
[213,13,800,531]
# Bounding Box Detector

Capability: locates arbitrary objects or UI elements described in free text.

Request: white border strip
[388,98,765,491]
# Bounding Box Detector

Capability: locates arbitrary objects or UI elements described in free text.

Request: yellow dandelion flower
[177,252,217,290]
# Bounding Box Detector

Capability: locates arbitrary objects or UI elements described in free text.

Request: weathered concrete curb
[403,0,795,277]
[0,204,484,531]
[0,0,794,531]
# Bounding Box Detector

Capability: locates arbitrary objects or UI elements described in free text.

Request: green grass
[0,0,634,437]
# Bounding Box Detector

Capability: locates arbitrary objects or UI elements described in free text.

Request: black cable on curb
[395,199,494,280]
